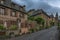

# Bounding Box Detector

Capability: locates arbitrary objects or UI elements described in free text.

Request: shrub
[45,26,50,29]
[0,24,6,30]
[28,16,35,21]
[29,28,34,33]
[9,25,17,30]
[35,27,40,31]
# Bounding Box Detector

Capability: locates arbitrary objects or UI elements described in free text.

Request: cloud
[12,0,60,15]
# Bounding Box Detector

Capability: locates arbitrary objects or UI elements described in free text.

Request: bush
[35,27,40,31]
[45,26,50,29]
[28,16,35,21]
[45,26,48,29]
[9,25,17,30]
[0,24,6,30]
[39,26,42,30]
[58,23,60,27]
[15,34,21,37]
[50,21,55,26]
[29,29,34,33]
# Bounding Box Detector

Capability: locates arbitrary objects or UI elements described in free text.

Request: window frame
[0,8,5,15]
[20,13,25,18]
[11,10,16,17]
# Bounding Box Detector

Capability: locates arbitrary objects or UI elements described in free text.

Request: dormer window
[0,0,4,4]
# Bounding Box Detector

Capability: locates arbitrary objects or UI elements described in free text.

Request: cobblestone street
[7,26,58,40]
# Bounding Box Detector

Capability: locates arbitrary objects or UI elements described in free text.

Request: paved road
[7,26,58,40]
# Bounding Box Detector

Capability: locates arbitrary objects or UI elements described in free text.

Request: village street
[7,26,58,40]
[0,0,60,40]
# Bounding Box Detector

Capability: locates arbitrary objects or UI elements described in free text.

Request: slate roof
[29,9,50,18]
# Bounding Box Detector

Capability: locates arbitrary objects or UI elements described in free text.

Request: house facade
[28,9,56,29]
[0,0,28,35]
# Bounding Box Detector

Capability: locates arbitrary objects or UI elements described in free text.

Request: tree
[34,16,45,25]
[34,16,45,30]
[28,16,35,21]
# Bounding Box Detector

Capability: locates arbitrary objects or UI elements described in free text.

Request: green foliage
[0,24,6,30]
[29,28,34,33]
[58,23,60,26]
[28,16,35,21]
[45,26,50,29]
[28,16,45,25]
[34,16,45,25]
[58,23,60,30]
[36,26,40,31]
[10,25,17,30]
[50,21,54,26]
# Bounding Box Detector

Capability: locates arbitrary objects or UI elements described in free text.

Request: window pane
[11,11,16,17]
[12,12,15,16]
[0,8,4,15]
[2,9,4,15]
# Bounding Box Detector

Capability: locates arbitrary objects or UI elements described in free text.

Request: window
[20,14,23,17]
[20,13,24,18]
[21,23,24,28]
[0,0,4,4]
[12,11,15,16]
[11,11,16,17]
[25,22,28,27]
[0,8,5,15]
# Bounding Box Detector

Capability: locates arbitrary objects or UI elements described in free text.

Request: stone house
[0,0,27,35]
[28,9,53,29]
[49,13,58,26]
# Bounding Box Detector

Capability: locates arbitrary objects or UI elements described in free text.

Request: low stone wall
[6,30,19,36]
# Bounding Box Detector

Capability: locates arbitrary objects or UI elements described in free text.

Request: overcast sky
[12,0,60,16]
